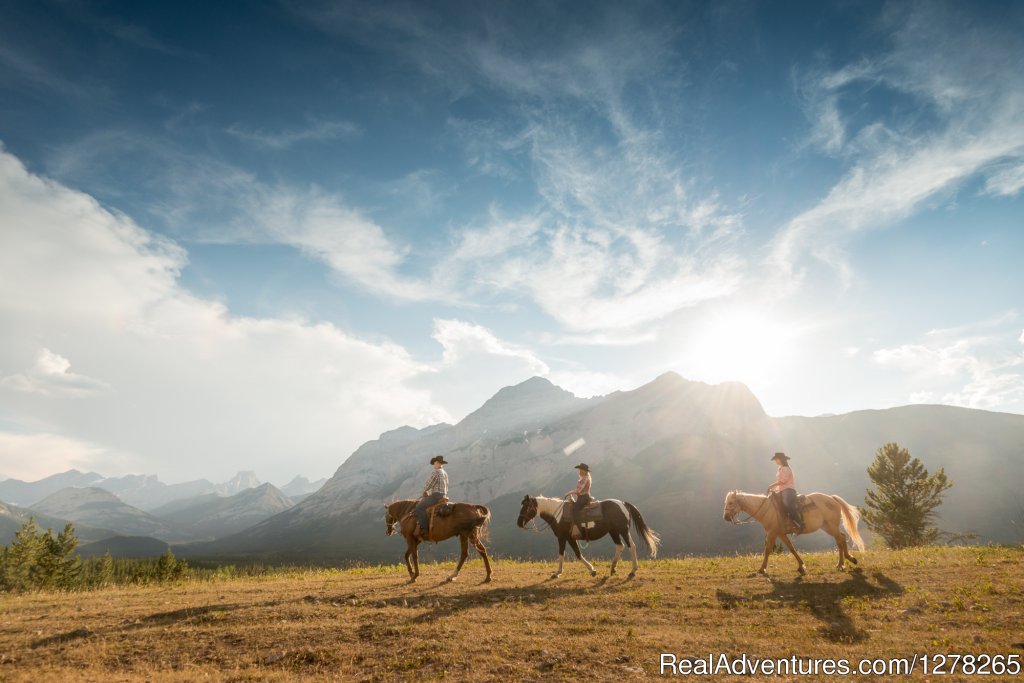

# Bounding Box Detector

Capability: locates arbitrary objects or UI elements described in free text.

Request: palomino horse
[384,499,493,583]
[517,495,660,579]
[723,490,865,575]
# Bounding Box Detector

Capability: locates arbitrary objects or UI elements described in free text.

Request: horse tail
[469,504,491,546]
[832,495,865,552]
[624,501,661,558]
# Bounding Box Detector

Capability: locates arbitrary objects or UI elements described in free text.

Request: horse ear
[521,495,528,503]
[383,502,388,508]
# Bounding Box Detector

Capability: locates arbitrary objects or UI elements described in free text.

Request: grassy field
[1,545,1022,682]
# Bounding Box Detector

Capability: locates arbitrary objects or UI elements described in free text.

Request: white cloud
[0,147,458,482]
[2,348,111,397]
[0,432,110,481]
[982,162,1024,197]
[873,319,1024,411]
[776,4,1024,284]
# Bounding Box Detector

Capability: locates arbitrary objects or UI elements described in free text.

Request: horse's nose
[723,513,730,521]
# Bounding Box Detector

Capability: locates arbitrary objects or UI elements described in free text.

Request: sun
[683,308,798,390]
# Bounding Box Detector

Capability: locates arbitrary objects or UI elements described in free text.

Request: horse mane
[387,499,417,517]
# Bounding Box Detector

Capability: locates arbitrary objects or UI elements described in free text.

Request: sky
[1,0,1023,485]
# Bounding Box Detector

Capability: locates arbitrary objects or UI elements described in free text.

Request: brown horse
[384,499,492,583]
[723,490,865,575]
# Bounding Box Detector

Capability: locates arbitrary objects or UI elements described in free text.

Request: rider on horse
[415,455,448,541]
[565,463,592,538]
[769,452,804,532]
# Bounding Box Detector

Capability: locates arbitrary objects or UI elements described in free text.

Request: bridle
[726,490,770,525]
[518,498,551,534]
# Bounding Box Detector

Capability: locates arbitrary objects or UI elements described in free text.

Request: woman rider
[565,463,592,536]
[769,452,804,531]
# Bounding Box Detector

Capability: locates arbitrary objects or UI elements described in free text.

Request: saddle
[769,491,814,533]
[567,499,602,539]
[405,497,451,541]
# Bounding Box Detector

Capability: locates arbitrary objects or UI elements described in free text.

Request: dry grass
[1,545,1022,682]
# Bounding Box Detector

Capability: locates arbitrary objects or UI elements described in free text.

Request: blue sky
[1,1,1022,484]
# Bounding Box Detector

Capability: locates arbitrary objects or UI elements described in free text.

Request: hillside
[0,500,115,546]
[181,373,1024,563]
[0,546,1021,681]
[0,470,104,507]
[28,487,185,542]
[152,483,294,540]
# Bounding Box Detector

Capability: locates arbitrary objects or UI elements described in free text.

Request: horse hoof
[483,576,492,583]
[550,573,561,579]
[446,576,458,583]
[610,569,616,576]
[590,570,597,577]
[627,572,636,580]
[849,557,858,565]
[757,569,767,576]
[798,567,806,575]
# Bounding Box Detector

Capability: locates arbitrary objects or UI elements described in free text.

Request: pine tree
[156,548,177,581]
[4,518,44,591]
[863,442,952,548]
[94,550,114,587]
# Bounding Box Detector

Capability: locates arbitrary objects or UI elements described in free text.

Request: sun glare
[683,309,798,390]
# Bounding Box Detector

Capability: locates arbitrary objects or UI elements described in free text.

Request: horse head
[383,501,399,536]
[723,490,740,522]
[516,495,538,528]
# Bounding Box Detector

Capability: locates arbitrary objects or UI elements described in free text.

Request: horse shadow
[406,575,636,624]
[30,601,268,649]
[715,569,904,643]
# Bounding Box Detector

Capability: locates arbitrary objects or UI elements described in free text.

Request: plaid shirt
[422,467,448,496]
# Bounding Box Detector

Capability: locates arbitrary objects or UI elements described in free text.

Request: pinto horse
[723,490,865,575]
[384,499,492,583]
[517,495,660,579]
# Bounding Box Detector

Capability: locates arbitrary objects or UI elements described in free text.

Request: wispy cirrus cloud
[226,119,362,149]
[776,3,1024,285]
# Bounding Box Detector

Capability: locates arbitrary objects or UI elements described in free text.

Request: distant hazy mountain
[214,471,261,497]
[0,469,268,513]
[181,373,1024,563]
[0,469,105,507]
[0,500,115,546]
[28,487,185,541]
[152,483,294,540]
[280,475,328,501]
[96,474,216,511]
[77,535,170,559]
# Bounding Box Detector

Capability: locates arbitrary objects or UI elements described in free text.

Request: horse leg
[403,539,415,582]
[609,531,623,576]
[474,536,492,583]
[758,534,774,575]
[552,537,566,578]
[411,541,421,582]
[625,530,639,578]
[780,533,805,575]
[448,534,469,582]
[569,538,597,577]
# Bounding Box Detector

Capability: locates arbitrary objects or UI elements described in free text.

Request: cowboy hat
[770,452,790,462]
[574,463,590,472]
[430,455,448,465]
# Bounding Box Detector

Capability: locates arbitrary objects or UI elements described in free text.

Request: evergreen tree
[3,517,44,591]
[863,442,952,548]
[94,550,114,587]
[156,548,177,581]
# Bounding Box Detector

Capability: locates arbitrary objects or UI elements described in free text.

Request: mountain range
[177,373,1024,563]
[0,469,323,510]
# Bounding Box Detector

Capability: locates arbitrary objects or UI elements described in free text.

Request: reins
[730,493,771,525]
